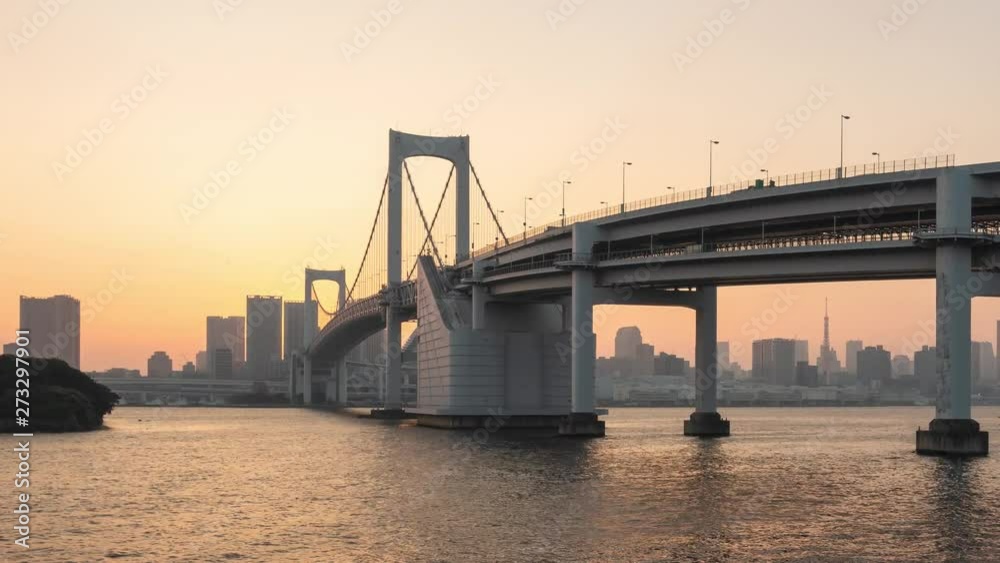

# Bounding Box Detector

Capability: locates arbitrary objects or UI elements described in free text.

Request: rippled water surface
[5,406,1000,562]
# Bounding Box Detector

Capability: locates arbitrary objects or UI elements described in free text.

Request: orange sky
[3,0,1000,371]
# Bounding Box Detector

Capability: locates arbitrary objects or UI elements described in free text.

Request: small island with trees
[0,355,120,432]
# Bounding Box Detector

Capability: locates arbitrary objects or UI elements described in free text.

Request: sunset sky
[4,0,1000,371]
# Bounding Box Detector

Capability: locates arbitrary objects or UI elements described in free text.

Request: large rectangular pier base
[558,413,606,437]
[415,413,563,430]
[684,412,731,437]
[916,419,989,457]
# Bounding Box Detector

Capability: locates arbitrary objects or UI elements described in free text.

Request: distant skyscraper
[857,346,891,389]
[182,361,196,376]
[971,341,994,384]
[752,338,797,385]
[794,340,809,364]
[19,295,81,368]
[816,299,841,380]
[147,351,172,377]
[195,350,208,374]
[207,316,245,378]
[795,361,819,387]
[846,340,864,375]
[996,320,1000,381]
[246,295,282,380]
[2,343,16,355]
[717,341,731,369]
[636,343,655,375]
[212,348,233,379]
[614,326,643,360]
[914,345,937,397]
[283,301,307,359]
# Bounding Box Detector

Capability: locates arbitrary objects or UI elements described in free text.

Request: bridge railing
[480,154,955,256]
[481,219,1000,278]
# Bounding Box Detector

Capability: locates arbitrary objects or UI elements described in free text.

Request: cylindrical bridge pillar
[695,286,719,415]
[917,168,987,456]
[685,285,729,437]
[570,268,595,414]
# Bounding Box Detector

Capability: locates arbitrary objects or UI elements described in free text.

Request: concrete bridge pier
[373,303,407,418]
[303,356,313,405]
[560,223,605,437]
[917,170,988,456]
[684,286,730,437]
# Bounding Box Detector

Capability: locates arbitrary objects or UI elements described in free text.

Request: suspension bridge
[290,128,997,456]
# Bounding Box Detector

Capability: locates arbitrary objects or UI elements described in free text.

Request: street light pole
[621,161,632,214]
[872,151,881,172]
[561,180,572,227]
[523,197,532,243]
[760,168,769,185]
[709,140,719,195]
[840,115,851,178]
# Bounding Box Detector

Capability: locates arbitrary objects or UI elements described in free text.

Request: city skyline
[5,2,1000,371]
[11,289,1000,375]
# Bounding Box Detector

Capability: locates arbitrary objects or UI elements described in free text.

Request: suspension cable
[403,161,446,270]
[469,160,509,245]
[345,173,388,303]
[407,165,454,279]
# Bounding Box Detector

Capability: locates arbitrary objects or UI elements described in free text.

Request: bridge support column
[373,305,407,418]
[918,171,987,456]
[560,223,605,437]
[303,356,313,406]
[685,286,730,437]
[472,261,487,329]
[337,358,348,407]
[287,352,296,403]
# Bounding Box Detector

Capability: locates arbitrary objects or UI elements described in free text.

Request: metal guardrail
[472,154,955,258]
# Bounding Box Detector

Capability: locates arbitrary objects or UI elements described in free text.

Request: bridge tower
[295,268,347,406]
[917,169,989,455]
[382,130,470,414]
